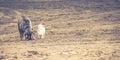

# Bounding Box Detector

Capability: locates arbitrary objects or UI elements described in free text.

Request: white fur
[37,24,45,39]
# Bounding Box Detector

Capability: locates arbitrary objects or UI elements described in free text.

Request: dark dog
[18,16,35,40]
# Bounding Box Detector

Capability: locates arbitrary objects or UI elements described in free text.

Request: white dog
[37,24,45,39]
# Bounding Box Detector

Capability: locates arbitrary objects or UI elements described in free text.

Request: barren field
[0,0,120,60]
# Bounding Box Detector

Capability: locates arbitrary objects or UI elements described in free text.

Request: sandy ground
[0,41,120,60]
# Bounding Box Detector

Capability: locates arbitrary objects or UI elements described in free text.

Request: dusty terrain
[0,0,120,60]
